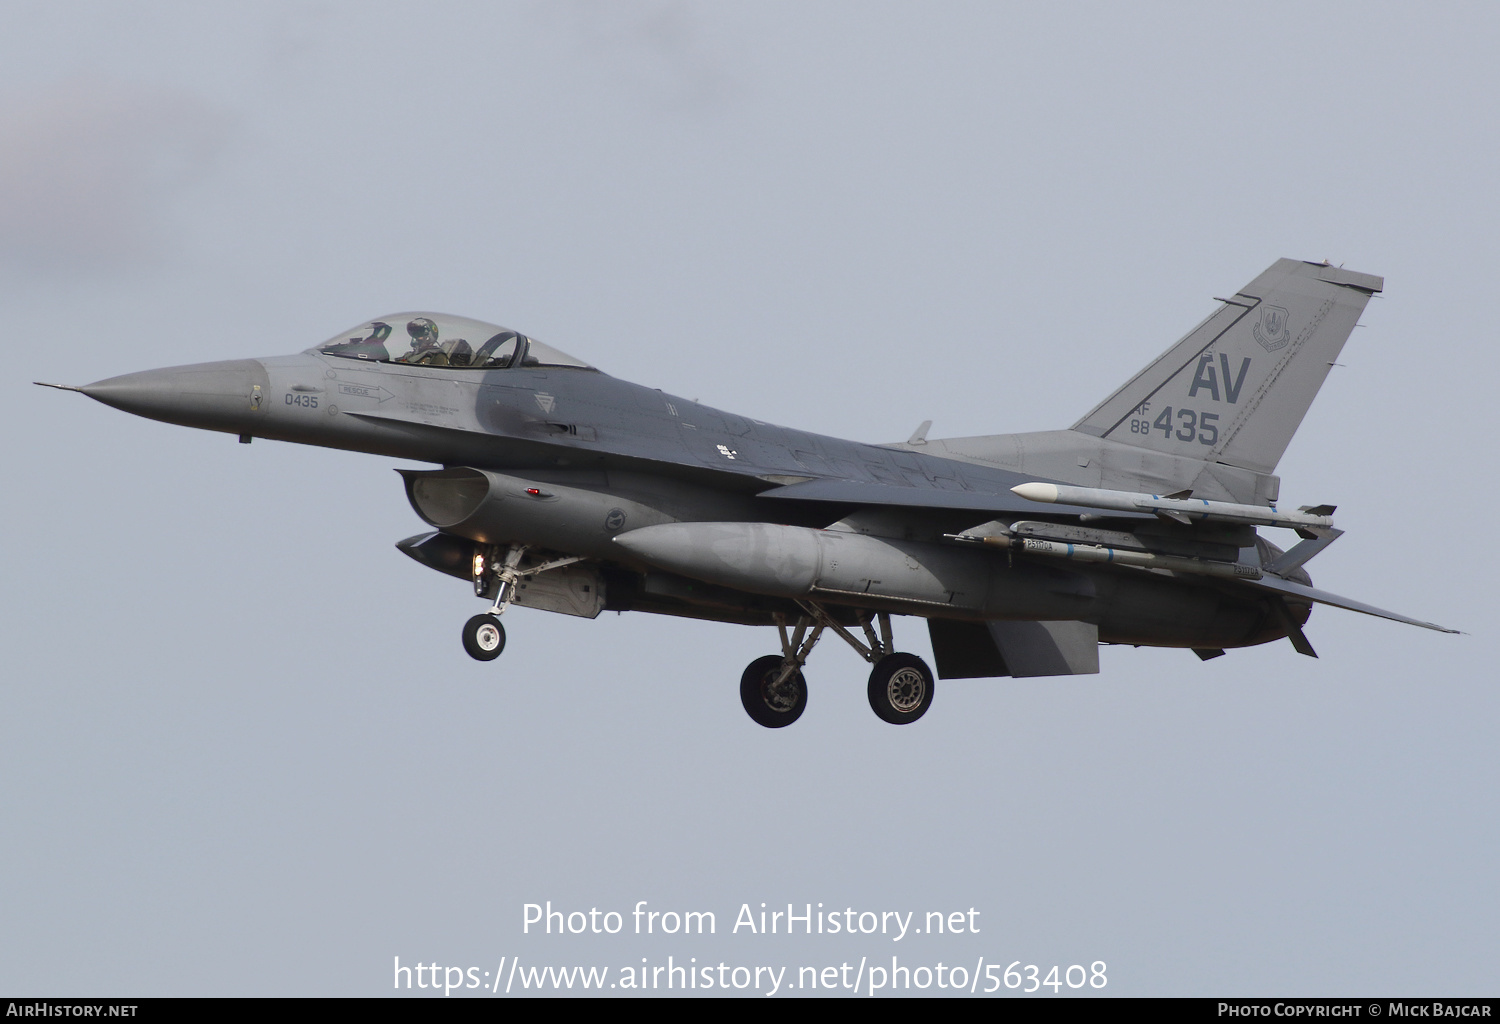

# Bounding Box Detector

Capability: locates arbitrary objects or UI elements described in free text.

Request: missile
[1010,482,1335,531]
[978,533,1262,581]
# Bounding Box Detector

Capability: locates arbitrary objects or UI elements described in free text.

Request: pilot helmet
[407,318,439,347]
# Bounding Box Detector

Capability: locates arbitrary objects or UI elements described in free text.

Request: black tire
[867,653,934,724]
[739,654,806,728]
[462,614,506,661]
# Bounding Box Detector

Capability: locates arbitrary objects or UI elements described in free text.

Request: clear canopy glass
[316,313,593,370]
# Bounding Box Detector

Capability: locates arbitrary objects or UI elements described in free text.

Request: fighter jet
[38,259,1455,727]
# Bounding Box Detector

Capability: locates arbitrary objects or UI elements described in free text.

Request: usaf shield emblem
[1252,305,1291,352]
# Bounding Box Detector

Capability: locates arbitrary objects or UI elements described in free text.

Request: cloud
[534,0,733,112]
[0,79,230,274]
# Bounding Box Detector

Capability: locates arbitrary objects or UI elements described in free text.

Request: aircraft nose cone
[82,359,271,432]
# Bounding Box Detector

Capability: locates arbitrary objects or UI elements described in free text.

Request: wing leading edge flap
[1248,575,1458,634]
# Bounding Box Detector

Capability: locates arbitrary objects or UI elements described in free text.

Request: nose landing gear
[461,544,583,662]
[462,614,506,661]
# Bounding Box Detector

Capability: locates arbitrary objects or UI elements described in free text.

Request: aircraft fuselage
[78,348,1289,652]
[61,263,1446,727]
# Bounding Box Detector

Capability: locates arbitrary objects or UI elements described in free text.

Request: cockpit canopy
[315,313,593,370]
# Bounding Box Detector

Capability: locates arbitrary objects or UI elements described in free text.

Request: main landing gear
[866,652,934,725]
[461,544,582,662]
[740,655,807,728]
[738,603,935,728]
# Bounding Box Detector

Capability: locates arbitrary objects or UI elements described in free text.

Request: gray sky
[3,1,1494,997]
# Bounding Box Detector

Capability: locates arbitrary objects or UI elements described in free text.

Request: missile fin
[1270,600,1319,658]
[1268,528,1343,575]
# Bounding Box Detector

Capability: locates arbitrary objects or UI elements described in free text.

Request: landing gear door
[510,564,605,619]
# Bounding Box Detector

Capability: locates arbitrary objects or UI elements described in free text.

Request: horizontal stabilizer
[1247,575,1458,634]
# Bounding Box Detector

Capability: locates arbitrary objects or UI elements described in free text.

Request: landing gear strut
[738,613,824,727]
[461,544,583,662]
[737,605,936,727]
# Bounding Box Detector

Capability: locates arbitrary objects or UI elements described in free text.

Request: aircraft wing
[755,477,1152,519]
[1244,574,1458,634]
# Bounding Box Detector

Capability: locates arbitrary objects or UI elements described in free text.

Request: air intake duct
[398,467,675,560]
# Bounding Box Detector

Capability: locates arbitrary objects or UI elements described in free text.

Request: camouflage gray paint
[43,259,1454,727]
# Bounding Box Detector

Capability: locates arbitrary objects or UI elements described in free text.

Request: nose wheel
[461,544,587,662]
[463,614,506,661]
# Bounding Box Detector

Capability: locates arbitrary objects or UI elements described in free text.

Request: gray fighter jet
[39,259,1455,727]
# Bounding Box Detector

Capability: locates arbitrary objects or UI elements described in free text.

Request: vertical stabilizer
[1072,260,1381,475]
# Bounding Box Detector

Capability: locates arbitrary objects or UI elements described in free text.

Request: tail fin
[1072,259,1382,475]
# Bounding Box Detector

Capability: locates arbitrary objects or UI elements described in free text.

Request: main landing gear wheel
[867,653,934,725]
[740,654,807,729]
[462,614,506,661]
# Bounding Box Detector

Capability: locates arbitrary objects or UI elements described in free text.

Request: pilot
[404,317,445,364]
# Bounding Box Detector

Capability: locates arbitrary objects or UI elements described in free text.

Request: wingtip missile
[1010,482,1060,504]
[1012,481,1334,531]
